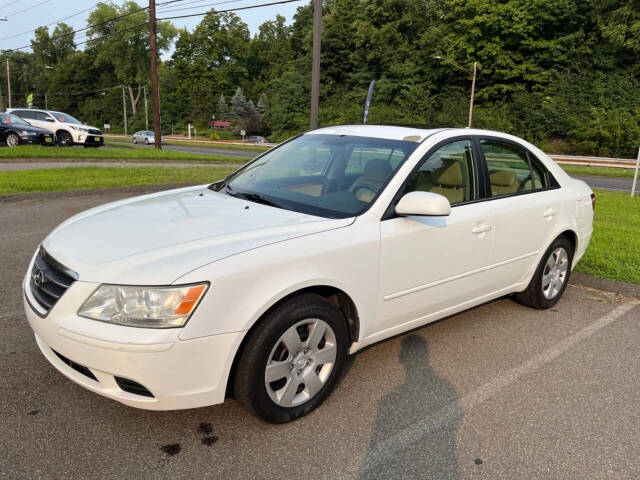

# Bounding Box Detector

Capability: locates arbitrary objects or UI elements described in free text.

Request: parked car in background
[6,108,103,147]
[23,126,593,423]
[247,135,268,144]
[132,131,165,145]
[0,113,55,147]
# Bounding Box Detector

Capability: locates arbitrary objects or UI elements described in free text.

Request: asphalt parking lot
[1,190,639,479]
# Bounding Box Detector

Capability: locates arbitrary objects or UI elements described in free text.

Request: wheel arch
[225,285,360,398]
[558,229,578,257]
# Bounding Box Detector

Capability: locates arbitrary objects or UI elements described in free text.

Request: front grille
[88,129,102,136]
[29,248,77,314]
[114,377,154,398]
[52,349,98,382]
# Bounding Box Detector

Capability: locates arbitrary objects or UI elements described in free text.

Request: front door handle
[472,224,492,234]
[543,208,558,218]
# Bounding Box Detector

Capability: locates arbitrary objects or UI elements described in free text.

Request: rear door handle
[543,208,558,218]
[472,224,492,234]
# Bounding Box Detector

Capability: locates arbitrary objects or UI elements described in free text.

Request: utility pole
[122,86,128,136]
[45,92,48,110]
[149,0,162,149]
[309,0,322,130]
[143,85,149,131]
[468,61,477,128]
[6,59,11,108]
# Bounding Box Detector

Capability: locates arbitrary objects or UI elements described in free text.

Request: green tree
[87,1,177,116]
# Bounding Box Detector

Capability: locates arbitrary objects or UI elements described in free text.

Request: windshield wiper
[233,191,285,209]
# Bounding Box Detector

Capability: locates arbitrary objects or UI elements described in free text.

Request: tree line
[0,0,638,156]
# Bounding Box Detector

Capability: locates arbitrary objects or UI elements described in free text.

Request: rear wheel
[514,236,573,309]
[57,131,73,147]
[5,132,20,147]
[234,294,349,423]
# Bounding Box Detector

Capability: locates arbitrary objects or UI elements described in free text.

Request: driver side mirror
[395,191,451,217]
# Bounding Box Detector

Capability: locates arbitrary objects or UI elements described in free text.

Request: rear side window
[13,110,33,119]
[404,139,477,205]
[480,140,539,197]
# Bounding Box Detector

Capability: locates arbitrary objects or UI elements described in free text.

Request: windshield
[221,134,419,218]
[51,111,81,124]
[0,113,30,126]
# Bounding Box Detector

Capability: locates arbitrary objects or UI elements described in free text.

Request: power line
[4,4,150,52]
[157,0,244,14]
[5,0,52,19]
[0,0,21,11]
[157,0,303,20]
[0,4,99,42]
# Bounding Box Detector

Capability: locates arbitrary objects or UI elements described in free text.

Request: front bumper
[21,133,55,146]
[23,271,244,410]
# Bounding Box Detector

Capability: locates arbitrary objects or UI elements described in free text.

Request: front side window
[403,139,477,205]
[222,134,419,218]
[481,140,536,197]
[14,110,34,120]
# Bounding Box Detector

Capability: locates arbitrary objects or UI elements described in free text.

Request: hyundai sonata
[23,126,594,422]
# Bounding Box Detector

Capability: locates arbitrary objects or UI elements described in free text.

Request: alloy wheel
[542,247,569,299]
[264,319,337,408]
[6,133,19,147]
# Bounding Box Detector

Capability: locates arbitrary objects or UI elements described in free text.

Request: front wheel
[514,236,573,309]
[57,131,73,147]
[5,132,20,147]
[234,294,349,423]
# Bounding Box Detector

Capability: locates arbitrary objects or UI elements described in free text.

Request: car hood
[41,185,353,285]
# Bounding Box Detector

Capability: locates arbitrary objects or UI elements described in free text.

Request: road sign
[104,124,110,130]
[631,146,639,197]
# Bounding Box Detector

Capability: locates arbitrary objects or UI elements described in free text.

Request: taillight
[591,193,596,211]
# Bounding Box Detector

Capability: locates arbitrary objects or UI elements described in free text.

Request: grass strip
[0,166,235,194]
[575,189,640,284]
[0,145,245,163]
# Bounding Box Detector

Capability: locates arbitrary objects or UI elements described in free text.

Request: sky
[0,0,303,52]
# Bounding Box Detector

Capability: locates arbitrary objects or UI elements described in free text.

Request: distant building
[209,120,231,130]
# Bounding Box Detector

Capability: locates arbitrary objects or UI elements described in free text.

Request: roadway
[1,189,639,479]
[105,139,258,158]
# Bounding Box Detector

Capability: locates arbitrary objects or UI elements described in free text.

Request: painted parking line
[361,301,639,470]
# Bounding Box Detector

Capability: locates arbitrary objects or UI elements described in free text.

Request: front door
[374,138,494,340]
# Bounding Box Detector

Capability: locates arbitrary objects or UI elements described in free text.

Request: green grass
[575,189,640,284]
[105,137,270,152]
[0,145,246,163]
[0,166,235,194]
[561,164,638,179]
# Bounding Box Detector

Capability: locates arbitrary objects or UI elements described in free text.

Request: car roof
[308,125,446,142]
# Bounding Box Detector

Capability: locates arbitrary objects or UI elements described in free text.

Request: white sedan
[23,126,594,423]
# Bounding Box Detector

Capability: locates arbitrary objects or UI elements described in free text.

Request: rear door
[477,137,562,293]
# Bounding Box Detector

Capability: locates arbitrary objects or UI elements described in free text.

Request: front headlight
[78,283,208,328]
[21,130,37,136]
[70,125,89,133]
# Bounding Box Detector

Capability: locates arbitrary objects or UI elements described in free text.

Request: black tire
[5,132,20,147]
[57,131,73,147]
[514,235,574,309]
[234,293,349,423]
